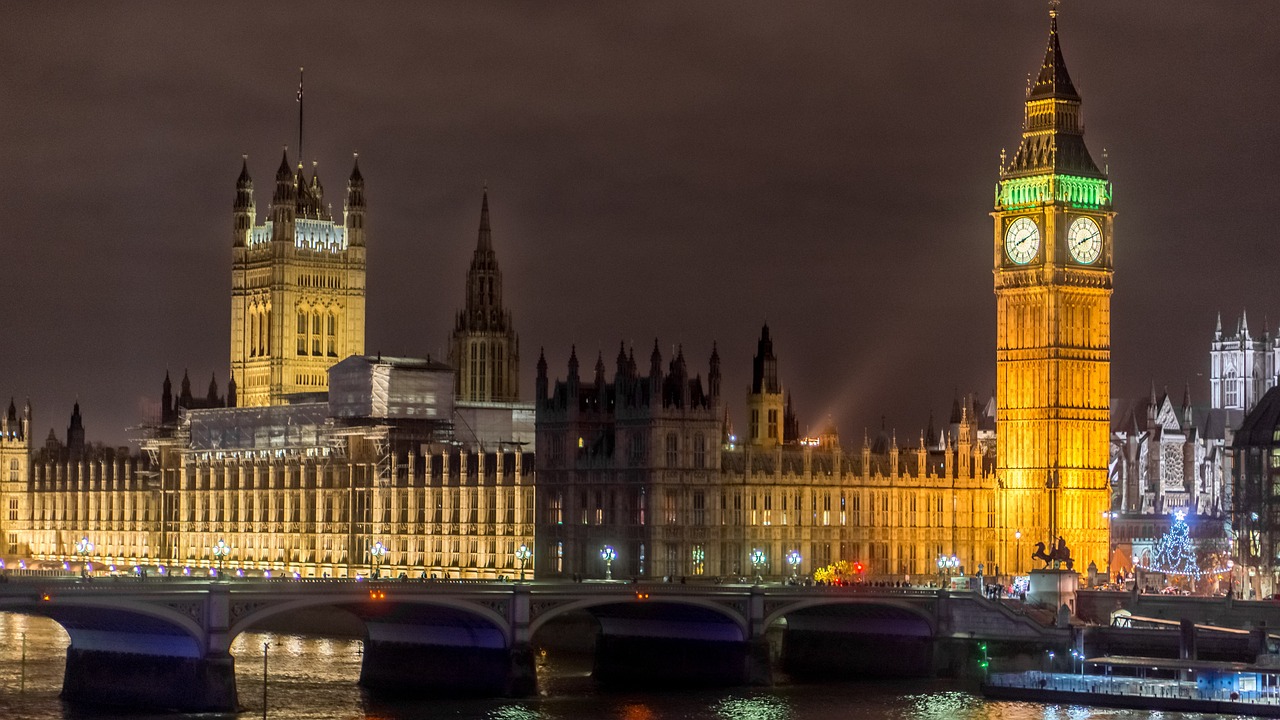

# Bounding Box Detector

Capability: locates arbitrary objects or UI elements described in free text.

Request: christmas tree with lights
[1149,510,1200,578]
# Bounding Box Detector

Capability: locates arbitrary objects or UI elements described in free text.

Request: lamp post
[786,550,801,582]
[750,548,766,583]
[369,541,387,579]
[936,554,959,586]
[75,536,93,577]
[600,545,616,581]
[212,539,230,579]
[515,544,532,581]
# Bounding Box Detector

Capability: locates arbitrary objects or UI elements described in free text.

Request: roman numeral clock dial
[1004,216,1040,265]
[1067,216,1102,264]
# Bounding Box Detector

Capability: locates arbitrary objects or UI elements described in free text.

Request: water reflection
[0,612,1213,720]
[716,695,790,720]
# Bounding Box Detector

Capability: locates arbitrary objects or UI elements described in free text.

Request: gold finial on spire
[999,147,1007,172]
[1049,0,1060,19]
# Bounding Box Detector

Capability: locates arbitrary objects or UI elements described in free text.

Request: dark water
[0,611,1253,720]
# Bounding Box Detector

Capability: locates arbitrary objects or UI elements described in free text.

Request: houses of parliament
[0,8,1112,582]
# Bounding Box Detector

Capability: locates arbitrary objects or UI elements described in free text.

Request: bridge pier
[505,642,538,697]
[359,635,510,695]
[62,648,237,712]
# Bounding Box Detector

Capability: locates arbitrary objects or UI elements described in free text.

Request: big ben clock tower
[995,3,1113,574]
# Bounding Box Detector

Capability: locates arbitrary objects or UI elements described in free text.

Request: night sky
[2,2,1277,447]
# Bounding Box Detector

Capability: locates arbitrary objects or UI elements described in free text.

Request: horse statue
[1031,537,1074,570]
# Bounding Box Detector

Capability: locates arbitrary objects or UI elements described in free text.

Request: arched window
[693,433,706,469]
[297,312,307,355]
[327,313,337,357]
[1225,369,1239,408]
[665,432,679,467]
[311,312,322,356]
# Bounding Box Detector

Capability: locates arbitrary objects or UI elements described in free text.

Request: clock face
[1067,216,1102,264]
[1004,217,1040,265]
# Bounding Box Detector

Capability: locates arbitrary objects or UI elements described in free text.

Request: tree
[1148,511,1200,579]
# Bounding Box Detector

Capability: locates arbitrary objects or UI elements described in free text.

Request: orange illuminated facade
[994,6,1113,574]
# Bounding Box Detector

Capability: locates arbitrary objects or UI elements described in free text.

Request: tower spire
[477,186,492,251]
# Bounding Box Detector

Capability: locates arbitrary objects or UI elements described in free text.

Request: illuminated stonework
[229,152,367,406]
[994,7,1113,573]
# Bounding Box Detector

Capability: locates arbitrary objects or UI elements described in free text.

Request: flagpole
[297,67,304,165]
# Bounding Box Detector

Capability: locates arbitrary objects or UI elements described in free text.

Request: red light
[41,593,51,601]
[369,590,386,600]
[854,563,864,574]
[634,591,649,600]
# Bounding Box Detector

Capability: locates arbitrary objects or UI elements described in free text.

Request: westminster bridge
[0,577,1060,712]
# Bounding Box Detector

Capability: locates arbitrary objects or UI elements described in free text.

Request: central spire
[1001,3,1104,180]
[477,186,492,251]
[1029,1,1079,101]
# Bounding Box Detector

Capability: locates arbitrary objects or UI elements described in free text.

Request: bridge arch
[26,595,209,658]
[228,592,512,649]
[529,595,749,640]
[762,597,938,636]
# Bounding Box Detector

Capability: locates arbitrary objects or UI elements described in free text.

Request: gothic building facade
[229,152,367,407]
[0,153,533,579]
[535,327,1004,581]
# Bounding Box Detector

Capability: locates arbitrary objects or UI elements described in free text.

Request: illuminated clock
[1004,217,1040,265]
[1067,216,1102,265]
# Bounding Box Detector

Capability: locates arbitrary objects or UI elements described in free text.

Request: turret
[614,342,629,382]
[708,342,721,403]
[535,348,548,402]
[161,371,172,423]
[207,373,220,405]
[747,324,785,448]
[345,154,365,247]
[271,148,296,240]
[179,369,193,407]
[67,402,85,459]
[309,162,327,219]
[227,373,237,409]
[233,156,255,247]
[2,398,14,437]
[567,345,580,398]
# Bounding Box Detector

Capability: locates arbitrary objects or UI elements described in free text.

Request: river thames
[0,611,1238,720]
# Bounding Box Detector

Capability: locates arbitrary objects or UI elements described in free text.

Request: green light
[999,174,1110,210]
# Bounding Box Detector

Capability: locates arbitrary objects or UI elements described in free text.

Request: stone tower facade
[229,151,366,406]
[449,189,519,402]
[1210,311,1279,413]
[0,399,31,556]
[746,325,785,448]
[993,6,1113,572]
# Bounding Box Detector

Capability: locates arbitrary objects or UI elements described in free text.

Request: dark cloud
[1,1,1276,444]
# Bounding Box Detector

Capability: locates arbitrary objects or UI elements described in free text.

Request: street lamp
[515,544,532,581]
[75,536,94,577]
[369,541,387,579]
[212,539,230,578]
[750,548,766,583]
[936,554,960,585]
[600,545,616,581]
[786,550,801,582]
